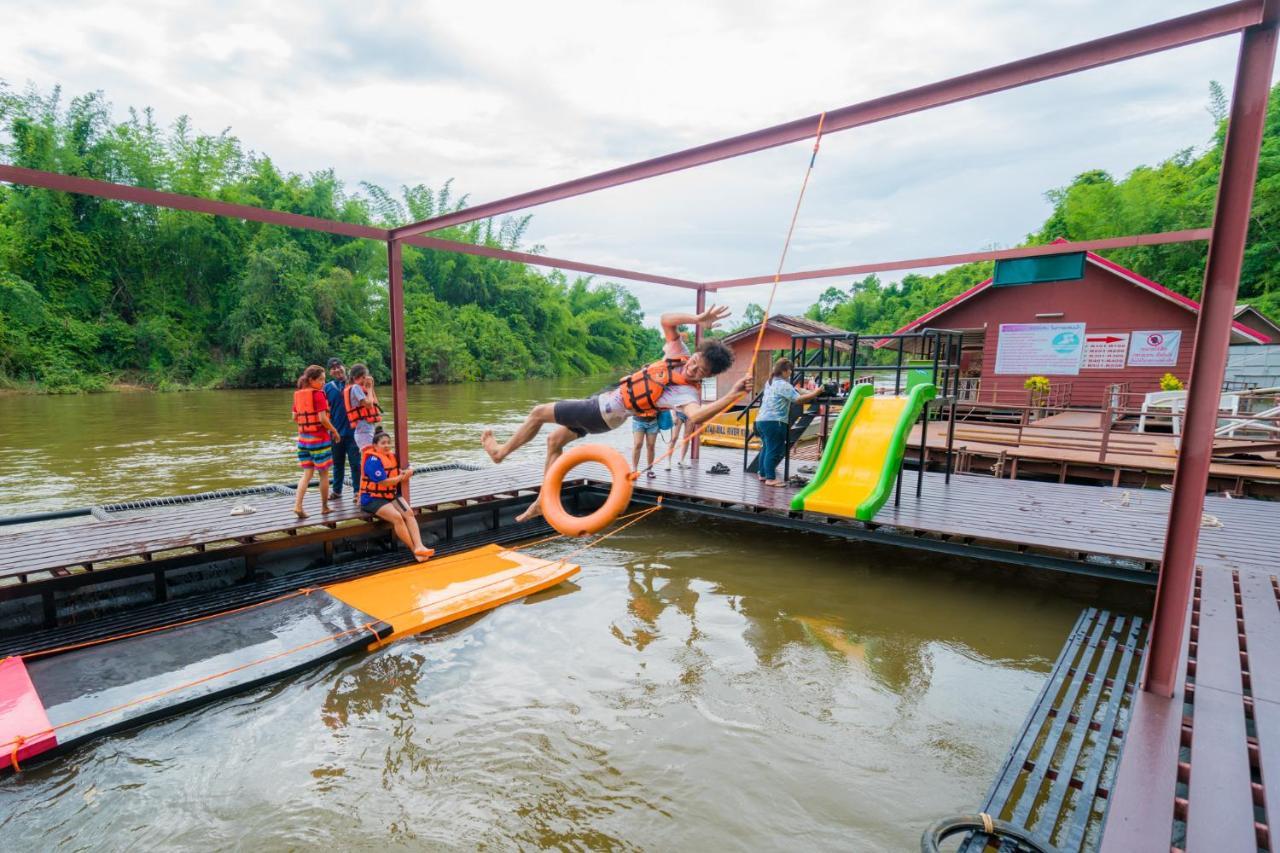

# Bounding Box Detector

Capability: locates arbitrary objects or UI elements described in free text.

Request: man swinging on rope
[482,305,750,521]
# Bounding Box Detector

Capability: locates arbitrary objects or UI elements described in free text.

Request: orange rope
[645,112,827,473]
[12,517,600,663]
[19,590,310,661]
[0,507,674,762]
[0,622,382,758]
[0,114,829,770]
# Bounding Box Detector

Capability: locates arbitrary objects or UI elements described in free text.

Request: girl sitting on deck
[292,364,341,518]
[360,427,434,562]
[757,358,822,487]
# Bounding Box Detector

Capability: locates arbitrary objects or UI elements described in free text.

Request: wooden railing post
[1098,402,1113,463]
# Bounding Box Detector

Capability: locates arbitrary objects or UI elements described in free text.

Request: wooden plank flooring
[1100,564,1280,853]
[633,449,1278,577]
[2,446,1275,583]
[0,464,547,580]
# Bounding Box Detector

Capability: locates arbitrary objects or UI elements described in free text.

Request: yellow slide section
[326,545,579,648]
[800,396,911,518]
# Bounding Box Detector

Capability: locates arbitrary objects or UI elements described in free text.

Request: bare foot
[515,498,543,522]
[321,504,332,514]
[413,547,435,562]
[294,506,309,519]
[764,480,785,487]
[482,429,503,464]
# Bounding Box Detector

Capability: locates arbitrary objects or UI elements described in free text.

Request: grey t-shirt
[350,384,377,447]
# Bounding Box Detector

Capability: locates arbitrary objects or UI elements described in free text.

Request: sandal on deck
[707,462,731,475]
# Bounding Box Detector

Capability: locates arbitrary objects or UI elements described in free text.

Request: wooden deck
[902,417,1280,495]
[627,448,1278,577]
[2,446,1276,588]
[1,447,1277,849]
[1099,562,1280,852]
[0,464,544,584]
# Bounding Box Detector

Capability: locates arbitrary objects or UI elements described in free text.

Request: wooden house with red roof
[889,242,1271,408]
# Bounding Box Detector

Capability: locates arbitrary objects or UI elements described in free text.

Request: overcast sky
[5,0,1266,325]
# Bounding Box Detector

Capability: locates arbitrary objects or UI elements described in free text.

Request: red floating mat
[0,656,56,770]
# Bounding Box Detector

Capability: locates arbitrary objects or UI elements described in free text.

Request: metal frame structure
[1,0,1276,697]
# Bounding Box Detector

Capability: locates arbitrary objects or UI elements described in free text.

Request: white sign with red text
[1081,332,1129,369]
[1128,330,1182,367]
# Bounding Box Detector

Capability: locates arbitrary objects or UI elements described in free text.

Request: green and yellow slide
[790,382,937,521]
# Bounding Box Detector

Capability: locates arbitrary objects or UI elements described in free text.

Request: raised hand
[698,304,732,330]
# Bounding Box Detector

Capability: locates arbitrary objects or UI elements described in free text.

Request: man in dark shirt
[322,357,359,500]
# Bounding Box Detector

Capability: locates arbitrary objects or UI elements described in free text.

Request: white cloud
[4,0,1262,327]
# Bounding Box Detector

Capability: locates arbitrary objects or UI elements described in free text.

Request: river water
[0,380,1118,850]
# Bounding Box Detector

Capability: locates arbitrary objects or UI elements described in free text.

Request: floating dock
[0,449,1274,848]
[0,542,576,770]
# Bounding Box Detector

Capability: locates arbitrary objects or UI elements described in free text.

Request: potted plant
[1024,375,1051,413]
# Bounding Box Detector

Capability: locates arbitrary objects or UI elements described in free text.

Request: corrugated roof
[721,314,850,346]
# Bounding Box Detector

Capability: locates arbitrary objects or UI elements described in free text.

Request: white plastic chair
[1138,391,1186,433]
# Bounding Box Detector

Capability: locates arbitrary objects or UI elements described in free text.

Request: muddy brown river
[0,379,1115,850]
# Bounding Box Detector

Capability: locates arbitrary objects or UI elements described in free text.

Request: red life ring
[541,445,635,537]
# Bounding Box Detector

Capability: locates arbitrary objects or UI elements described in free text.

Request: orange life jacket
[618,357,690,416]
[359,446,401,501]
[344,383,381,426]
[292,388,325,431]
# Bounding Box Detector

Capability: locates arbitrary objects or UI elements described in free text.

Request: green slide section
[790,382,937,521]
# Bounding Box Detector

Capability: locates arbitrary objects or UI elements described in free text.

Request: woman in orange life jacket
[360,427,434,562]
[481,306,752,522]
[343,364,382,458]
[292,364,342,519]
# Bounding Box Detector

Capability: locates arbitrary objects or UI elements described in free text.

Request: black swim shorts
[553,397,612,437]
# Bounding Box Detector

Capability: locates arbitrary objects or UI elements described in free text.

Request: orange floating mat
[325,545,579,648]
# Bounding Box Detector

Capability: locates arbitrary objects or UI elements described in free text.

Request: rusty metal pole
[1144,8,1279,696]
[691,286,707,461]
[387,239,411,501]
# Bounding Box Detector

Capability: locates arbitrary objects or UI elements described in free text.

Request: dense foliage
[805,83,1280,333]
[0,83,660,392]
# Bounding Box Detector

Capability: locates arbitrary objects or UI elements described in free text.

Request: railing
[951,379,1075,408]
[931,398,1280,471]
[733,328,966,486]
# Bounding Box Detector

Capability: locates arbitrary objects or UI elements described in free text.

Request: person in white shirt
[481,306,748,521]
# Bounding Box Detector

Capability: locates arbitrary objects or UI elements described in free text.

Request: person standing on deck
[656,308,728,469]
[631,414,661,479]
[482,305,745,522]
[757,358,821,487]
[346,365,381,450]
[323,358,359,502]
[292,364,341,518]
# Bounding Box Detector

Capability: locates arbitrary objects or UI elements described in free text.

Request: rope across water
[1,114,830,770]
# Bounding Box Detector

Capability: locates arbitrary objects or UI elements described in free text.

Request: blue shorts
[632,417,661,435]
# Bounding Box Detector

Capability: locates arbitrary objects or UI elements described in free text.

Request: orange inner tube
[540,444,635,537]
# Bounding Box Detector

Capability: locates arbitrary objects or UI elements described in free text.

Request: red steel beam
[0,163,696,288]
[391,1,1263,239]
[705,229,1214,289]
[1144,6,1279,697]
[387,240,411,498]
[0,163,389,240]
[397,233,701,289]
[691,285,707,461]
